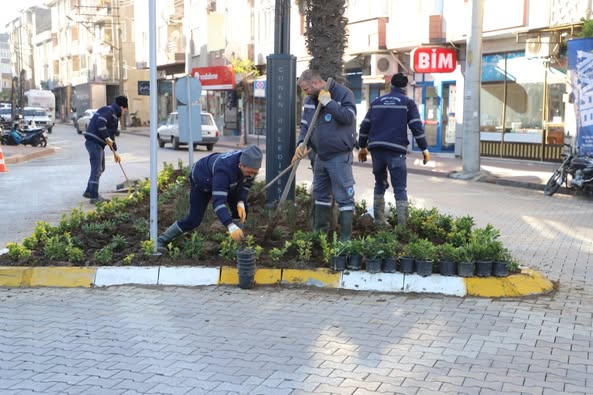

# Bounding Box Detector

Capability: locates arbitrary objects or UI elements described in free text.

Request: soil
[0,169,377,269]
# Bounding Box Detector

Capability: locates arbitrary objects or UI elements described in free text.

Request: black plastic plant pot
[382,257,397,273]
[331,256,347,271]
[492,261,509,277]
[399,256,415,274]
[439,260,456,276]
[457,261,475,277]
[346,254,362,270]
[475,260,493,277]
[365,257,382,273]
[415,259,433,277]
[237,247,256,289]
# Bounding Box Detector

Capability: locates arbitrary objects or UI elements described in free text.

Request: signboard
[568,38,593,154]
[254,79,266,97]
[411,47,457,73]
[138,81,150,96]
[191,65,235,90]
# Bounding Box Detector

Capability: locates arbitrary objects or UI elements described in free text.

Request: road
[1,123,592,393]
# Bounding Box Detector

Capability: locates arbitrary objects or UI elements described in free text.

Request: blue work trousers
[84,139,105,199]
[313,151,355,211]
[177,178,240,232]
[371,149,408,201]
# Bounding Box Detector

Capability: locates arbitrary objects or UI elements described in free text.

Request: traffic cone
[0,144,7,173]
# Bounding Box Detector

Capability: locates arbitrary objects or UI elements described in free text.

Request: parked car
[0,108,12,127]
[74,109,97,134]
[157,111,219,151]
[23,107,53,133]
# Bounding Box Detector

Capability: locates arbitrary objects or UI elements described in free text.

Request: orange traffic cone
[0,144,7,172]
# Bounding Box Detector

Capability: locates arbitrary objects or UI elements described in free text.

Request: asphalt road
[1,123,592,394]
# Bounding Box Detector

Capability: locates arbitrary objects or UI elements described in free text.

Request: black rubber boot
[157,223,183,253]
[373,195,386,225]
[339,210,353,242]
[313,205,332,233]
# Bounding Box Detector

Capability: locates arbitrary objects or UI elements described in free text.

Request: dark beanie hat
[240,145,263,169]
[391,73,408,88]
[115,95,128,108]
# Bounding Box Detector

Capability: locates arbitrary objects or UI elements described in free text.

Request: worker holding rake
[82,95,128,204]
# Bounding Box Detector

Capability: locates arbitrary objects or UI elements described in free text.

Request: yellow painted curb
[32,267,96,287]
[0,267,34,287]
[465,269,553,297]
[219,266,282,285]
[282,268,341,288]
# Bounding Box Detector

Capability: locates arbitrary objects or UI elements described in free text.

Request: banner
[568,38,593,154]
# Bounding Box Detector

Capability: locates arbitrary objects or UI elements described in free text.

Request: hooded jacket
[358,87,428,153]
[298,79,357,160]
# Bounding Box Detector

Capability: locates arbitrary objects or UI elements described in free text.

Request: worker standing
[292,69,357,241]
[357,73,430,226]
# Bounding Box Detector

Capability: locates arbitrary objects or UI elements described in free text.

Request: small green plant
[269,247,286,261]
[22,235,39,250]
[168,245,182,257]
[294,239,313,262]
[181,233,205,258]
[319,233,333,264]
[438,242,461,263]
[346,238,364,257]
[132,219,150,239]
[362,236,384,259]
[6,243,32,260]
[122,253,135,265]
[94,245,114,265]
[219,237,238,261]
[403,239,437,261]
[109,235,127,251]
[580,17,593,38]
[140,239,155,255]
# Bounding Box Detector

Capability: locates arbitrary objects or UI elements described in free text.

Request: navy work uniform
[358,73,429,226]
[298,77,357,241]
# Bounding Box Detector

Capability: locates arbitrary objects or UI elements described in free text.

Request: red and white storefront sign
[411,47,457,73]
[191,66,235,90]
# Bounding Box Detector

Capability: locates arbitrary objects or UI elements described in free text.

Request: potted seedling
[362,236,384,273]
[405,239,437,277]
[346,238,364,270]
[437,242,459,276]
[456,244,475,277]
[329,232,348,271]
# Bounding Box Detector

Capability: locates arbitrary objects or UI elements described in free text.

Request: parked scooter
[0,123,48,147]
[544,143,593,196]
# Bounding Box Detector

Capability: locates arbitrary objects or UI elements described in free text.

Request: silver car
[75,109,98,134]
[157,111,219,151]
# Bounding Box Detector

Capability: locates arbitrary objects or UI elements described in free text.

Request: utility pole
[460,0,484,177]
[115,0,126,130]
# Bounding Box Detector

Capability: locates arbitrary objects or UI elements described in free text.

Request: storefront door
[414,81,457,153]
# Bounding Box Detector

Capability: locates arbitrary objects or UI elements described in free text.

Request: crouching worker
[157,145,263,253]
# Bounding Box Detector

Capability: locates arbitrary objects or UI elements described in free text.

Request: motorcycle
[544,143,593,196]
[1,123,48,147]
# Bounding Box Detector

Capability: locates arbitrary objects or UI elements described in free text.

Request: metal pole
[116,0,126,130]
[185,0,194,165]
[149,0,159,253]
[461,0,484,177]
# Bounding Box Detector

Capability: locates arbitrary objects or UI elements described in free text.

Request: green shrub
[6,243,32,260]
[94,246,114,265]
[403,239,437,261]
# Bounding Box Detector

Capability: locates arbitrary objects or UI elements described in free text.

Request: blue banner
[568,38,593,154]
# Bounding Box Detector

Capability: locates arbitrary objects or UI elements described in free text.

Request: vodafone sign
[411,47,457,73]
[191,65,235,90]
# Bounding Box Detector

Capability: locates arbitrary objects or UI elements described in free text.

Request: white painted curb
[403,274,466,296]
[341,271,405,292]
[158,266,220,286]
[94,266,159,286]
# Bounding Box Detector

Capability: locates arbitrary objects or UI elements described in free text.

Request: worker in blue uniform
[83,96,128,204]
[357,73,431,226]
[156,145,263,253]
[292,69,357,241]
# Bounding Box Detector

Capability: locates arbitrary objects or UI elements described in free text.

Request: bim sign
[411,47,457,73]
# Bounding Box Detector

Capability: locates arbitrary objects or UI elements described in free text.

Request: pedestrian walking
[157,145,263,252]
[82,96,128,204]
[292,69,357,241]
[357,72,430,226]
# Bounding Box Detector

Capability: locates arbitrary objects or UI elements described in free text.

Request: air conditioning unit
[371,54,397,76]
[525,36,557,58]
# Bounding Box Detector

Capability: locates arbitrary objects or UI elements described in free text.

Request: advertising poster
[568,38,593,154]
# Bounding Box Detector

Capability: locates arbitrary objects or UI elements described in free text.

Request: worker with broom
[292,69,357,241]
[156,144,263,253]
[82,95,128,204]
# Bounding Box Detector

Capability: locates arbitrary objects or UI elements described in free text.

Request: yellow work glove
[291,143,310,165]
[113,152,122,164]
[228,223,244,242]
[237,201,246,224]
[358,148,368,162]
[105,137,114,149]
[422,149,431,165]
[318,89,332,106]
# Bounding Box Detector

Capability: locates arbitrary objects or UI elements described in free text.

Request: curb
[3,147,60,165]
[0,265,554,297]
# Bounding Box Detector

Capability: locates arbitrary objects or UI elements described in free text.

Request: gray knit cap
[240,145,263,168]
